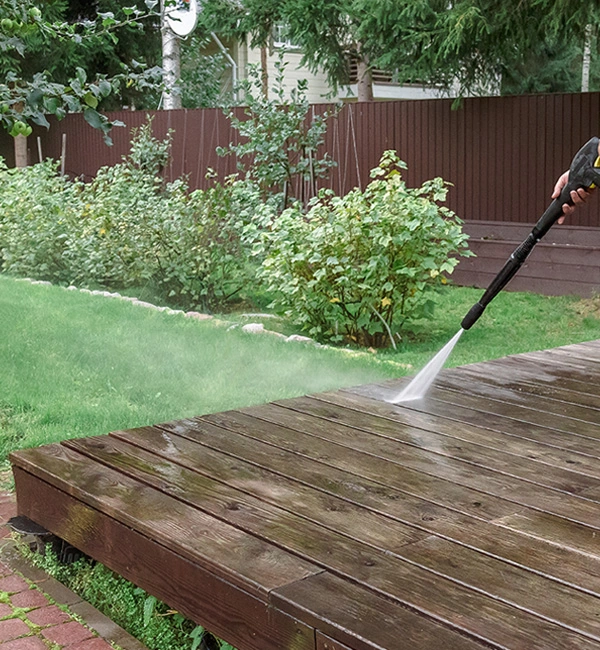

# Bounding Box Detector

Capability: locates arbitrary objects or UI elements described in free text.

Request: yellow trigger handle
[589,155,600,188]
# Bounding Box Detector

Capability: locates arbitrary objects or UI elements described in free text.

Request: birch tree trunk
[13,102,28,168]
[162,12,182,109]
[14,135,28,168]
[582,24,593,92]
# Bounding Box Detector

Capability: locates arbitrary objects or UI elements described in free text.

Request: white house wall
[240,43,446,103]
[242,44,332,103]
[199,37,452,104]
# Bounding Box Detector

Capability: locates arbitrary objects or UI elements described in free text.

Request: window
[272,24,302,50]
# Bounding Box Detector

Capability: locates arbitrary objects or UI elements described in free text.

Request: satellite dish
[165,0,199,37]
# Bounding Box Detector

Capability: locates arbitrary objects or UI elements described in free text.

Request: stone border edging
[23,279,317,345]
[17,277,412,369]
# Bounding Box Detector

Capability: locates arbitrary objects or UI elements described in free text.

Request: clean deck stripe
[10,339,600,650]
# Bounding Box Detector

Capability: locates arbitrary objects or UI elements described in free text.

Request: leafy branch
[0,0,162,145]
[218,54,336,209]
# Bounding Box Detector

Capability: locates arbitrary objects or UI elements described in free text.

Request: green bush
[0,126,273,312]
[64,124,270,309]
[0,133,471,339]
[218,56,336,210]
[63,163,171,288]
[0,159,83,283]
[151,177,275,310]
[259,151,472,347]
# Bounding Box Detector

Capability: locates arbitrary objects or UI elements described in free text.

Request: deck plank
[12,466,316,650]
[459,353,600,394]
[156,414,600,595]
[51,435,600,649]
[109,427,429,551]
[433,372,600,423]
[347,384,600,458]
[93,429,600,640]
[315,634,354,650]
[10,339,600,650]
[10,443,322,599]
[273,573,487,650]
[234,398,600,530]
[258,394,600,493]
[349,382,600,440]
[192,410,519,521]
[441,358,600,406]
[519,348,600,381]
[311,389,600,479]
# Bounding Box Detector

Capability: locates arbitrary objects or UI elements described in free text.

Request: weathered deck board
[259,394,600,493]
[10,339,600,650]
[65,429,600,635]
[12,463,318,650]
[232,398,600,529]
[312,389,600,477]
[154,411,600,594]
[273,573,489,650]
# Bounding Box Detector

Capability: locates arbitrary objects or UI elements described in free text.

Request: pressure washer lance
[461,136,600,330]
[391,137,600,404]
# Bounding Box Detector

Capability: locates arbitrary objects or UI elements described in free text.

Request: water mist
[388,329,463,403]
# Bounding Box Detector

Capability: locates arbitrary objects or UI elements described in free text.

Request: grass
[381,284,600,367]
[0,276,400,465]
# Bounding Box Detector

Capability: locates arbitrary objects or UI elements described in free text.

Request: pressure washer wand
[461,137,600,331]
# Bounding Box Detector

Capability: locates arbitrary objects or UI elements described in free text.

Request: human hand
[552,170,593,224]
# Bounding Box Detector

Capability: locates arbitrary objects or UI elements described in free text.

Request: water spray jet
[390,137,600,404]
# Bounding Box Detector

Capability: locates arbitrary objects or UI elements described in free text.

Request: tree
[205,0,598,102]
[283,0,374,101]
[217,57,336,208]
[501,30,600,95]
[198,0,374,100]
[161,17,181,108]
[179,33,233,108]
[355,0,599,97]
[13,1,163,109]
[0,0,162,166]
[197,0,285,96]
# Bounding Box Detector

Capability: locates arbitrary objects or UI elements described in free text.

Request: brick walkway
[0,492,146,650]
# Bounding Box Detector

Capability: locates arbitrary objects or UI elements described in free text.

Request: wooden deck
[10,340,600,650]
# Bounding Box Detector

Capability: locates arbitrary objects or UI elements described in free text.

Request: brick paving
[0,492,147,650]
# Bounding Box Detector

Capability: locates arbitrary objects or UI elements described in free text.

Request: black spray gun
[392,137,600,403]
[461,137,600,330]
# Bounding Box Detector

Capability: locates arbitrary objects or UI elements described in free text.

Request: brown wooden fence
[2,92,600,228]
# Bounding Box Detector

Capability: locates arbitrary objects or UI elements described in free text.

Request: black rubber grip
[461,302,485,330]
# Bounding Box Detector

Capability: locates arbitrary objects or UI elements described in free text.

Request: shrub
[152,177,275,311]
[0,159,82,283]
[0,125,274,313]
[56,168,272,311]
[218,56,336,210]
[63,163,173,288]
[259,151,472,347]
[127,119,173,178]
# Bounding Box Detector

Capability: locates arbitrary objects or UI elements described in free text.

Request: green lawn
[379,284,600,366]
[0,276,398,463]
[2,275,599,466]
